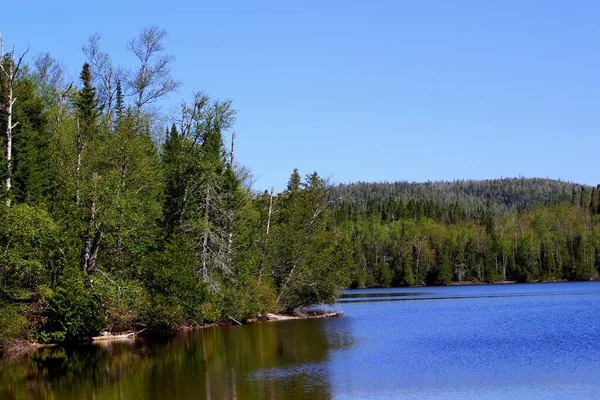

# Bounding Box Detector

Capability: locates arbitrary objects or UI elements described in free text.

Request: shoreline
[356,278,579,289]
[1,279,592,359]
[1,310,343,360]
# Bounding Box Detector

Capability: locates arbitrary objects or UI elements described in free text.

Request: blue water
[326,282,600,399]
[3,282,600,399]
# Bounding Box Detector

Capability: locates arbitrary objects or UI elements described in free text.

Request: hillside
[331,178,588,220]
[330,177,600,287]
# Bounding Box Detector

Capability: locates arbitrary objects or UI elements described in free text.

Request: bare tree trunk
[276,261,298,306]
[223,132,237,261]
[258,186,275,282]
[105,64,114,124]
[4,86,14,207]
[266,187,274,238]
[201,186,210,283]
[56,82,73,124]
[0,36,28,207]
[415,237,423,282]
[230,131,235,168]
[81,174,102,274]
[495,255,499,276]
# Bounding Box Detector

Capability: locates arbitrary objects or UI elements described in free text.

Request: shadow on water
[338,292,436,299]
[0,318,353,400]
[337,291,600,303]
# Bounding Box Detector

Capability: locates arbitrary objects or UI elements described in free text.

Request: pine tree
[579,187,588,209]
[162,123,186,238]
[114,78,124,127]
[74,63,100,138]
[590,187,599,215]
[287,168,301,192]
[11,77,50,204]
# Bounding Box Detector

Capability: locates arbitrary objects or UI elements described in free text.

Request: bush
[0,204,61,292]
[92,274,149,332]
[222,277,277,321]
[32,270,105,343]
[0,303,28,351]
[374,262,393,287]
[141,238,205,328]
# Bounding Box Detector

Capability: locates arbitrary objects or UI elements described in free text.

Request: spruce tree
[74,63,100,138]
[114,78,124,127]
[162,123,186,238]
[287,168,301,192]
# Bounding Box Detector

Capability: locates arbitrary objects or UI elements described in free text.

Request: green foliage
[141,238,205,328]
[91,274,149,332]
[0,303,28,350]
[268,171,353,310]
[33,270,105,343]
[3,28,600,350]
[374,263,393,287]
[336,196,600,287]
[0,204,61,292]
[73,63,100,135]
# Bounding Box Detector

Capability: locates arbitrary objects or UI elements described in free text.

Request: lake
[2,282,600,399]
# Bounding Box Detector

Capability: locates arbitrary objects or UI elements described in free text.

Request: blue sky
[2,1,599,191]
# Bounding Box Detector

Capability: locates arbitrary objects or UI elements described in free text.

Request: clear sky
[2,1,599,191]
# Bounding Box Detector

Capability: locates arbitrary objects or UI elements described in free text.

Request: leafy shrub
[32,270,104,343]
[141,238,205,328]
[92,274,149,332]
[0,303,28,351]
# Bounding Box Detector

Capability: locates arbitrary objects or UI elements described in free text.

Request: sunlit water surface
[2,282,600,399]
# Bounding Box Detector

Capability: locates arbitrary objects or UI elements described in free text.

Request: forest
[0,27,352,350]
[333,180,600,287]
[1,26,599,353]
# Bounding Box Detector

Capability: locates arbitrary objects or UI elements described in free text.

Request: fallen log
[264,311,343,321]
[91,328,147,342]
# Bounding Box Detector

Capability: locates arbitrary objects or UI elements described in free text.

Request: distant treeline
[331,181,600,287]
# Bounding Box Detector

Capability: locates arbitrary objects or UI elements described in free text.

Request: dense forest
[332,180,600,287]
[1,27,599,353]
[0,28,352,351]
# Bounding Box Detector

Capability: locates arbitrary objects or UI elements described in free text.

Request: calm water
[2,282,600,399]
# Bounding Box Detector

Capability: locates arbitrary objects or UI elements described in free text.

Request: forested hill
[332,177,600,289]
[332,178,587,220]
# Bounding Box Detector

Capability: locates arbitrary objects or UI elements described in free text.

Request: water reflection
[338,284,600,303]
[338,292,435,298]
[6,283,599,400]
[1,318,352,400]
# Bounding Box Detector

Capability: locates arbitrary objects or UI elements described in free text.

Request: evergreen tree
[74,63,100,138]
[114,78,124,127]
[161,123,186,238]
[287,168,301,191]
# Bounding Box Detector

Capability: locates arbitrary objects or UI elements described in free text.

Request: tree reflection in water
[0,318,353,400]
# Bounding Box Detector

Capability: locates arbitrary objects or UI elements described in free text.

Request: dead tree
[0,34,29,206]
[81,173,103,274]
[258,187,275,282]
[230,131,236,168]
[83,33,121,124]
[127,26,180,112]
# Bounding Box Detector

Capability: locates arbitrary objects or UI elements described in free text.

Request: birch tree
[127,26,180,112]
[0,34,29,206]
[83,33,123,125]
